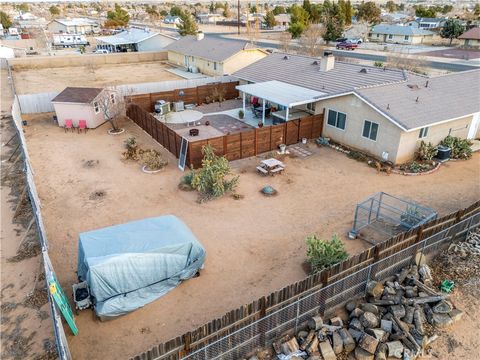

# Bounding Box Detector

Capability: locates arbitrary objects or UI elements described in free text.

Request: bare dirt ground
[20,110,480,360]
[12,61,182,94]
[1,68,56,360]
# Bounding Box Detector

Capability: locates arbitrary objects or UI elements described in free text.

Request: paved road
[204,32,479,72]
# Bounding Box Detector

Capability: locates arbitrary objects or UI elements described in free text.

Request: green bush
[178,171,195,191]
[238,110,244,119]
[306,234,348,274]
[122,137,140,160]
[140,149,168,170]
[190,145,239,202]
[440,135,473,159]
[407,161,431,173]
[347,150,367,162]
[416,141,437,161]
[374,61,384,68]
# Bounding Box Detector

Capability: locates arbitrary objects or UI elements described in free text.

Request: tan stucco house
[459,27,480,48]
[368,24,434,44]
[52,87,109,129]
[164,33,268,76]
[47,18,100,34]
[234,53,480,164]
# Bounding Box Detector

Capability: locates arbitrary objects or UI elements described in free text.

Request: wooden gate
[285,120,300,145]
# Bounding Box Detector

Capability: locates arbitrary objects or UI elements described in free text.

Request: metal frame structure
[350,192,437,243]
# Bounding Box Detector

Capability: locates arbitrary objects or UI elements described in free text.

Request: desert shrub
[374,61,384,67]
[140,149,168,170]
[347,150,367,162]
[402,161,431,173]
[440,135,473,159]
[190,145,239,202]
[306,234,348,274]
[122,137,140,160]
[416,141,437,161]
[178,171,195,191]
[238,110,244,119]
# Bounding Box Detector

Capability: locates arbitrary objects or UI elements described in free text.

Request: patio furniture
[259,158,285,176]
[256,166,268,175]
[78,120,87,134]
[64,119,73,132]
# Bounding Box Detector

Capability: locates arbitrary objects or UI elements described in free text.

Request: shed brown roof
[459,27,480,40]
[52,87,103,104]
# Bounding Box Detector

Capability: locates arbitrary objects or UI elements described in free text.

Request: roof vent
[359,68,368,74]
[407,84,420,90]
[312,60,319,65]
[283,55,289,60]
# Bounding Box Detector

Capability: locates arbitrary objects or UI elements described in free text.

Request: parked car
[93,49,109,54]
[336,42,358,50]
[347,38,363,44]
[335,37,348,43]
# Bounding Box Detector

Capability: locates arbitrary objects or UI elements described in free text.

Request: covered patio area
[236,80,327,125]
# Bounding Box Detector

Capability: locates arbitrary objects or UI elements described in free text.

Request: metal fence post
[294,300,300,334]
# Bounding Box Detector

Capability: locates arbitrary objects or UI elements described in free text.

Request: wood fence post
[259,296,267,347]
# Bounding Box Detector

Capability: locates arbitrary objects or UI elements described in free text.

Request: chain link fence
[180,211,480,360]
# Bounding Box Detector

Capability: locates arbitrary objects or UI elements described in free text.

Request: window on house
[362,120,379,141]
[94,101,99,114]
[388,34,393,39]
[404,35,409,41]
[214,62,217,70]
[376,34,380,38]
[110,93,115,104]
[418,127,429,139]
[327,109,346,130]
[307,102,316,113]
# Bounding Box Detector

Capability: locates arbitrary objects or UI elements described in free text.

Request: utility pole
[237,0,240,35]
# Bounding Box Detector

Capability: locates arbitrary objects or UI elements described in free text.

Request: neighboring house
[197,13,224,24]
[95,28,176,52]
[47,18,100,34]
[459,27,480,48]
[369,24,434,44]
[0,45,16,59]
[163,16,182,25]
[233,52,480,164]
[408,18,446,29]
[274,14,291,30]
[164,33,268,76]
[52,87,109,129]
[52,33,88,47]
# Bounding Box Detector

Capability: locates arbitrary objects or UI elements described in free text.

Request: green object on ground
[440,279,455,293]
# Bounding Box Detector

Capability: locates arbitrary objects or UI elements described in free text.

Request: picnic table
[256,158,285,176]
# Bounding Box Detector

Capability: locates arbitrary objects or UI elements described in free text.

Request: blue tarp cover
[77,215,206,318]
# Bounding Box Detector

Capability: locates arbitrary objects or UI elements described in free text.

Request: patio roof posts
[242,91,246,115]
[286,107,289,122]
[262,100,266,124]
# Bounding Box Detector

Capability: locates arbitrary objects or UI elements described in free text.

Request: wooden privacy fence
[126,103,325,168]
[126,81,239,112]
[130,200,480,360]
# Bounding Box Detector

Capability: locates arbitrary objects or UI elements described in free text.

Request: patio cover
[77,215,206,318]
[236,80,327,108]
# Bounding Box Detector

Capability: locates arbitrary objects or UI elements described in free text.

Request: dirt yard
[12,61,182,94]
[1,68,56,360]
[20,111,480,360]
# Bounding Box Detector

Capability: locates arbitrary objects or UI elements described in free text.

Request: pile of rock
[262,264,463,360]
[448,228,480,256]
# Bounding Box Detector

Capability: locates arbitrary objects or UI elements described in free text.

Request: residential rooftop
[95,28,176,46]
[51,18,98,26]
[371,24,434,36]
[164,35,259,62]
[356,70,480,131]
[233,52,408,95]
[459,27,480,40]
[52,87,103,104]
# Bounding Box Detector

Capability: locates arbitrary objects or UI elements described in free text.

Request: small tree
[299,24,325,57]
[188,145,239,202]
[264,10,276,29]
[273,6,286,15]
[0,11,12,29]
[279,31,292,53]
[357,1,381,24]
[306,234,348,274]
[440,19,465,45]
[97,89,130,133]
[107,3,130,27]
[49,5,60,16]
[222,2,231,18]
[178,12,198,36]
[288,22,305,38]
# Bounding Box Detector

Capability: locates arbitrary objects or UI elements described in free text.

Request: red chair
[64,119,73,132]
[78,120,87,134]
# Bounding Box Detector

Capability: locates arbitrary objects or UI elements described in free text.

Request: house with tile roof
[233,52,480,164]
[164,33,268,76]
[459,27,480,48]
[368,24,434,44]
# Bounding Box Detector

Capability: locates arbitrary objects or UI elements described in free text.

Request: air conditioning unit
[173,101,184,112]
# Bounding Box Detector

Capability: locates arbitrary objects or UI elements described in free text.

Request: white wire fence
[179,212,480,360]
